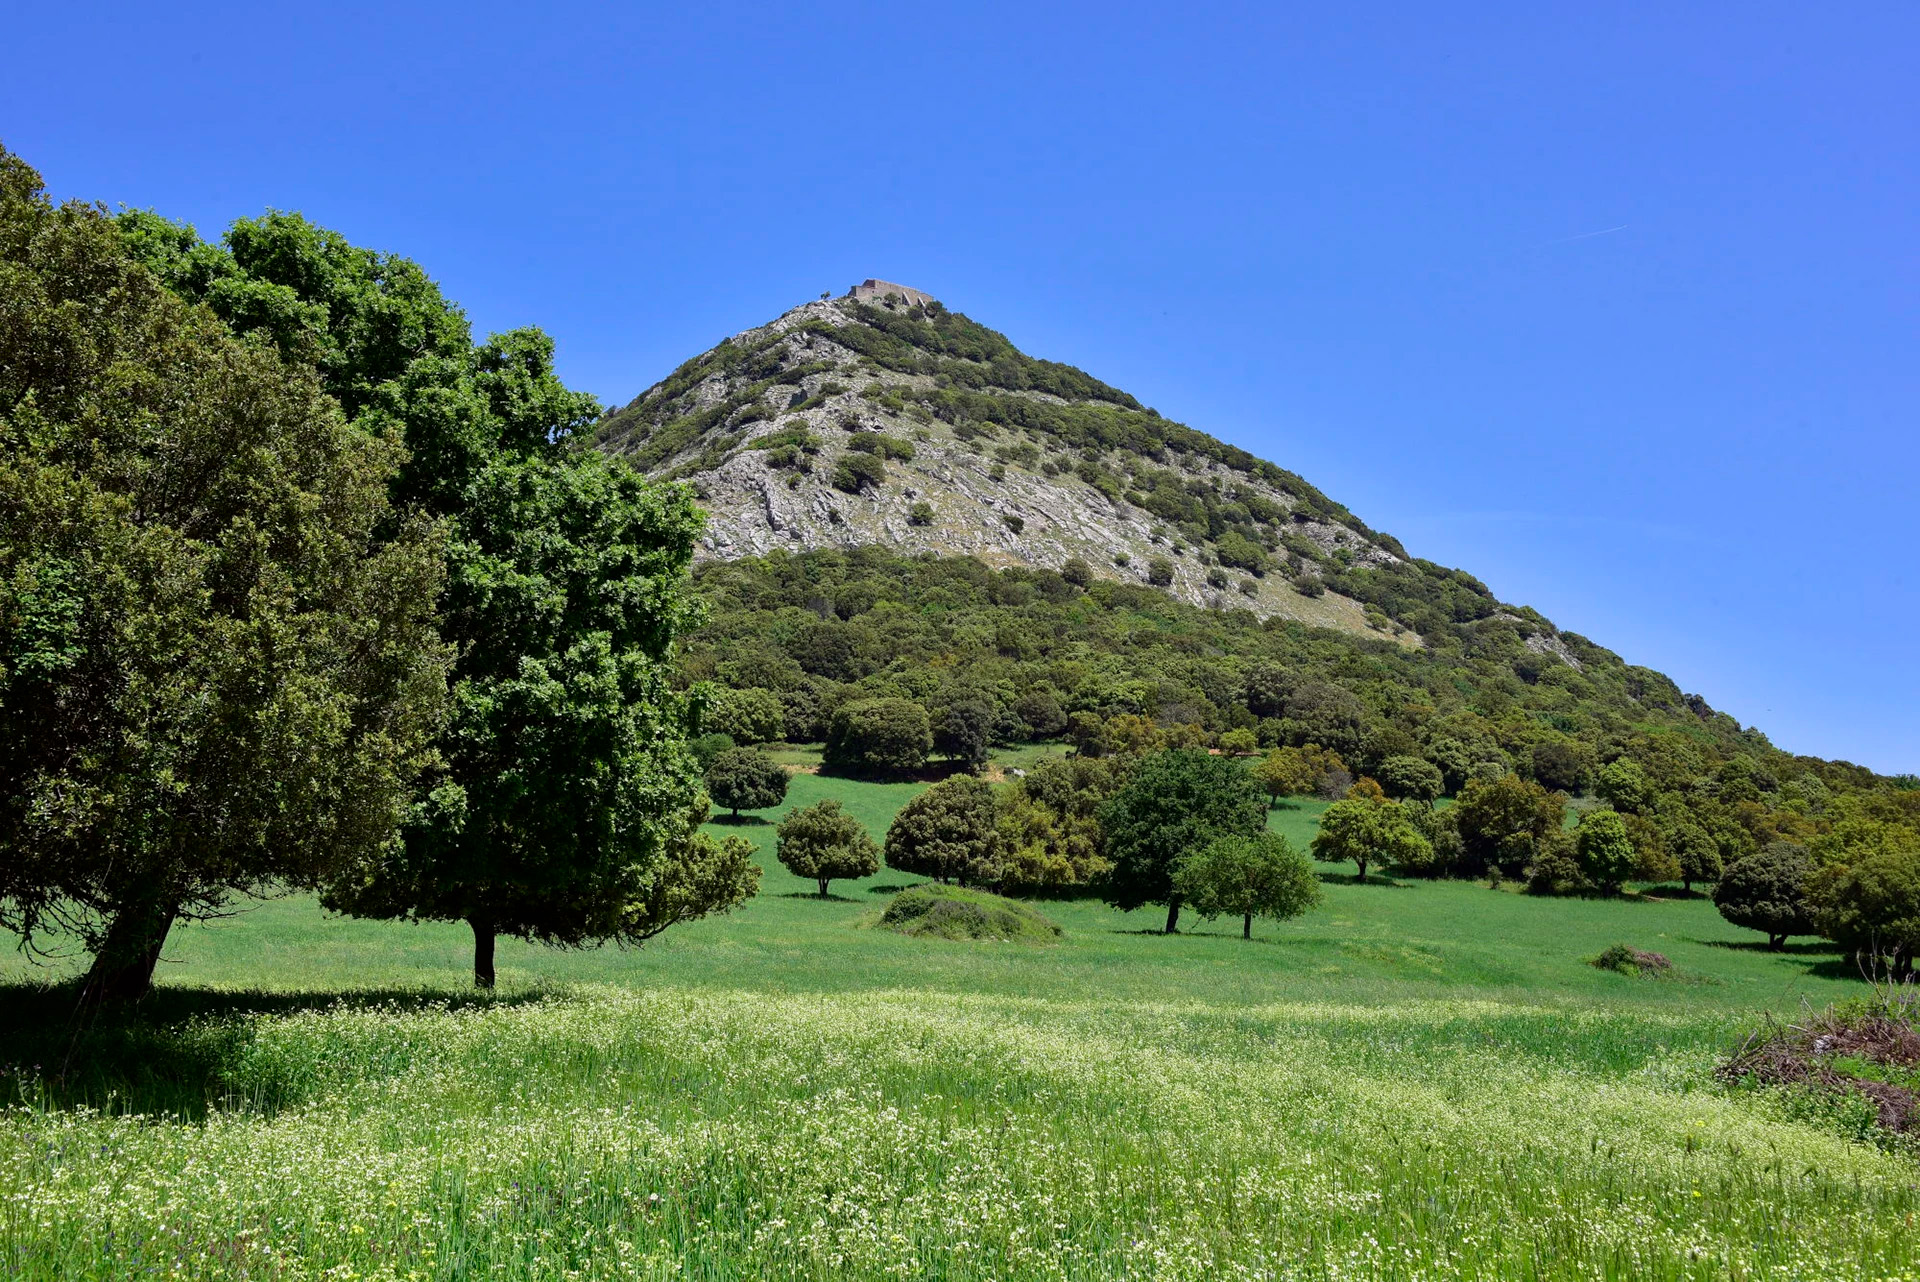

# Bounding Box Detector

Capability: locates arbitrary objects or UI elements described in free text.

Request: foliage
[1312,796,1433,881]
[705,748,790,816]
[1574,810,1638,894]
[1714,842,1817,949]
[0,149,452,1002]
[1591,943,1674,977]
[884,776,1003,886]
[707,686,786,744]
[996,757,1125,888]
[776,799,880,896]
[1377,755,1444,803]
[825,698,932,777]
[1808,847,1920,981]
[876,882,1061,943]
[1173,833,1322,938]
[1451,775,1566,878]
[1099,749,1267,931]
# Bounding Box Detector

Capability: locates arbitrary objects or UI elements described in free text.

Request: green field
[4,765,1915,1280]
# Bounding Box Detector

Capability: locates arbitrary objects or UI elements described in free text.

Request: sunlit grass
[3,759,1912,1279]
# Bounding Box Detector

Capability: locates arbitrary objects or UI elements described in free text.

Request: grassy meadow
[4,755,1917,1280]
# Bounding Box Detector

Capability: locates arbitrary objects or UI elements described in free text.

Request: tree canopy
[777,799,880,897]
[1173,833,1321,939]
[1099,749,1267,933]
[0,148,451,1002]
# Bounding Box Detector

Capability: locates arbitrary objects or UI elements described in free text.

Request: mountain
[594,280,1533,650]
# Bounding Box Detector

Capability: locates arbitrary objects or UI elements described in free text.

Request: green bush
[907,501,934,526]
[876,883,1061,943]
[831,451,887,493]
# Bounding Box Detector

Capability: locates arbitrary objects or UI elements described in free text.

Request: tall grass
[7,985,1917,1280]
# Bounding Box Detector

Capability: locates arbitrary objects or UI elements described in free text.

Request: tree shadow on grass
[709,813,772,826]
[867,884,917,895]
[777,891,862,903]
[1317,871,1414,888]
[1693,937,1834,957]
[0,981,551,1120]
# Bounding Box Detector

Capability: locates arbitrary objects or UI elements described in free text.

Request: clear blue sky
[8,2,1915,772]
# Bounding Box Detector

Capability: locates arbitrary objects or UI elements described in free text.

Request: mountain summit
[593,285,1568,654]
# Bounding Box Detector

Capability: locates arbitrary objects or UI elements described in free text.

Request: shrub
[1291,573,1325,598]
[1592,944,1673,976]
[824,698,931,776]
[1206,567,1229,589]
[1213,531,1268,576]
[1147,556,1175,587]
[884,776,1002,885]
[1173,833,1322,939]
[776,799,880,896]
[1003,514,1025,534]
[704,747,790,817]
[1714,842,1817,949]
[876,883,1060,943]
[831,451,886,493]
[1061,557,1094,587]
[907,501,934,526]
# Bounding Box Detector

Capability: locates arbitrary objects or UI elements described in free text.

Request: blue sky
[8,2,1915,771]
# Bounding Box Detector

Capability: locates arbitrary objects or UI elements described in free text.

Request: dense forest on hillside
[681,545,1919,899]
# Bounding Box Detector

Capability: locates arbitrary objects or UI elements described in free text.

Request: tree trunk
[1682,875,1693,893]
[818,878,830,898]
[471,918,496,990]
[1356,856,1369,882]
[1164,897,1181,934]
[79,893,179,1006]
[1243,912,1253,940]
[1768,933,1785,951]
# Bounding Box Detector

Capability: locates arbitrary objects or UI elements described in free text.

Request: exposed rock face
[594,287,1421,642]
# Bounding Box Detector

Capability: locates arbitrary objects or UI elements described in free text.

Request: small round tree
[705,747,790,817]
[707,687,786,745]
[776,799,880,897]
[1714,842,1815,949]
[1668,822,1724,892]
[1173,833,1322,939]
[884,776,1002,886]
[1311,796,1431,882]
[1573,809,1637,894]
[824,698,932,777]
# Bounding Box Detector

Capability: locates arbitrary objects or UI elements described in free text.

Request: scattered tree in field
[1100,749,1267,933]
[129,200,749,989]
[1377,755,1444,804]
[1147,556,1175,586]
[824,698,932,776]
[1312,796,1432,882]
[1253,745,1345,806]
[1807,847,1920,981]
[1173,833,1322,939]
[1573,809,1637,894]
[885,777,1003,885]
[1714,842,1816,949]
[777,800,880,896]
[0,151,452,1004]
[933,693,995,772]
[1667,821,1724,892]
[1451,774,1565,877]
[997,756,1125,888]
[705,748,790,817]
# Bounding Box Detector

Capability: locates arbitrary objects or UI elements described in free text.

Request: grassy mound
[878,883,1062,943]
